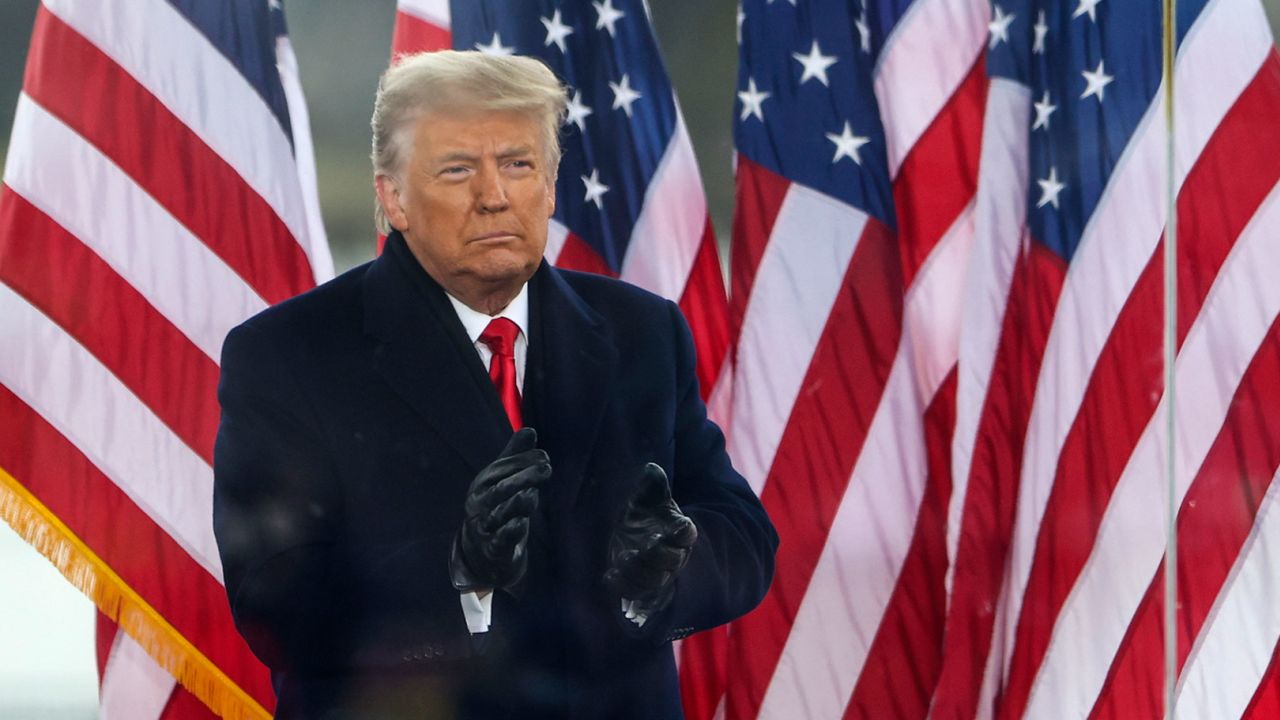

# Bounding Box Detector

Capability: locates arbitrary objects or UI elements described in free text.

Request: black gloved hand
[604,463,698,618]
[450,427,550,592]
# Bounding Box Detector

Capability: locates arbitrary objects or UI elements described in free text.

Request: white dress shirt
[443,285,528,634]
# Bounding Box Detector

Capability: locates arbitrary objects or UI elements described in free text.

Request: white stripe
[275,35,334,284]
[947,79,1031,587]
[620,116,706,303]
[3,95,267,362]
[1176,470,1280,720]
[397,0,451,29]
[98,630,176,720]
[1022,179,1280,718]
[758,205,973,717]
[727,185,869,493]
[874,0,988,178]
[545,219,571,266]
[705,353,733,435]
[0,284,223,582]
[1003,0,1268,686]
[43,0,313,257]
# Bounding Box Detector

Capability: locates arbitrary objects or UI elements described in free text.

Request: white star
[475,32,514,56]
[766,0,798,5]
[988,5,1015,49]
[565,89,593,132]
[1032,90,1057,131]
[581,169,609,209]
[593,0,625,37]
[737,6,746,44]
[826,121,871,165]
[1073,0,1102,22]
[1081,59,1114,101]
[738,77,771,122]
[792,40,838,87]
[541,10,574,53]
[1037,166,1065,209]
[609,73,642,117]
[268,0,281,10]
[1033,10,1048,54]
[855,10,872,54]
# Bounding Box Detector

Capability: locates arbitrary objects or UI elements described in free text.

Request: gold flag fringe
[0,465,270,720]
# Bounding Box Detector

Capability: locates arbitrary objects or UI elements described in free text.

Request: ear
[545,177,557,219]
[375,175,409,231]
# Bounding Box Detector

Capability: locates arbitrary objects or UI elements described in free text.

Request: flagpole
[1162,0,1178,717]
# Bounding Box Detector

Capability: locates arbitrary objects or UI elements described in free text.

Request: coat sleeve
[642,301,779,642]
[213,322,352,671]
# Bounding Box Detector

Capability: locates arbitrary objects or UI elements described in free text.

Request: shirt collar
[445,283,530,344]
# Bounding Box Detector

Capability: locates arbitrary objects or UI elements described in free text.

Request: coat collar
[363,232,617,497]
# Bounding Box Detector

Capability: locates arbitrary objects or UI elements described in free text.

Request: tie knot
[479,317,520,357]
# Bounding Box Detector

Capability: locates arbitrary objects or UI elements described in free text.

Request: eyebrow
[433,146,536,165]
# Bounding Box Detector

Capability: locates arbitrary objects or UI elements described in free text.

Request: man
[213,51,777,719]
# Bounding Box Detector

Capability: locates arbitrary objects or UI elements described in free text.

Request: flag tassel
[0,465,269,720]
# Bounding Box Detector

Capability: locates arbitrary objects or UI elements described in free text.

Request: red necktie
[479,318,522,430]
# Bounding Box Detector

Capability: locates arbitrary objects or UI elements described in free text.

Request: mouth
[470,231,520,243]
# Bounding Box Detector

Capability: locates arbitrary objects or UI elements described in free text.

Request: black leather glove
[450,427,550,593]
[604,463,698,618]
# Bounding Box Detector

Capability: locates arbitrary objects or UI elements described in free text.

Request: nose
[474,164,509,214]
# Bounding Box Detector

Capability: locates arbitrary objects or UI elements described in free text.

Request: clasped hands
[450,428,698,623]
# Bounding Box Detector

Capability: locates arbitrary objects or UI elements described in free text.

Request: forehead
[411,108,545,159]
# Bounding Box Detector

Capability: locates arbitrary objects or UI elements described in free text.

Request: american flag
[720,0,1280,718]
[0,0,328,718]
[938,0,1280,718]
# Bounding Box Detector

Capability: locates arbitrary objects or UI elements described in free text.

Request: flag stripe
[396,0,451,31]
[946,78,1030,579]
[99,631,179,720]
[727,155,792,339]
[0,191,222,463]
[725,217,902,719]
[41,0,313,253]
[1020,178,1280,719]
[0,283,221,581]
[892,59,985,288]
[24,8,313,305]
[391,8,451,58]
[758,204,971,718]
[1241,641,1280,720]
[1092,306,1280,719]
[726,187,870,493]
[677,221,732,397]
[873,0,987,179]
[0,385,273,707]
[3,97,266,363]
[619,117,706,302]
[1007,51,1280,720]
[842,370,954,720]
[1174,467,1280,719]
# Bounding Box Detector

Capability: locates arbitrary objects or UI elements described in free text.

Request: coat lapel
[363,233,511,473]
[524,264,617,526]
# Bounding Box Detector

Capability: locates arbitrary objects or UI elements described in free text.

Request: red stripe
[678,626,728,720]
[892,57,986,289]
[1243,638,1280,720]
[728,156,791,343]
[392,9,452,57]
[0,190,221,463]
[677,219,730,401]
[1090,318,1280,719]
[553,231,618,278]
[928,241,1066,720]
[0,387,275,711]
[160,686,219,720]
[843,370,955,719]
[724,217,903,718]
[998,56,1280,720]
[22,8,312,306]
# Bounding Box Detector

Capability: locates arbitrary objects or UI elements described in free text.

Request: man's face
[378,108,555,307]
